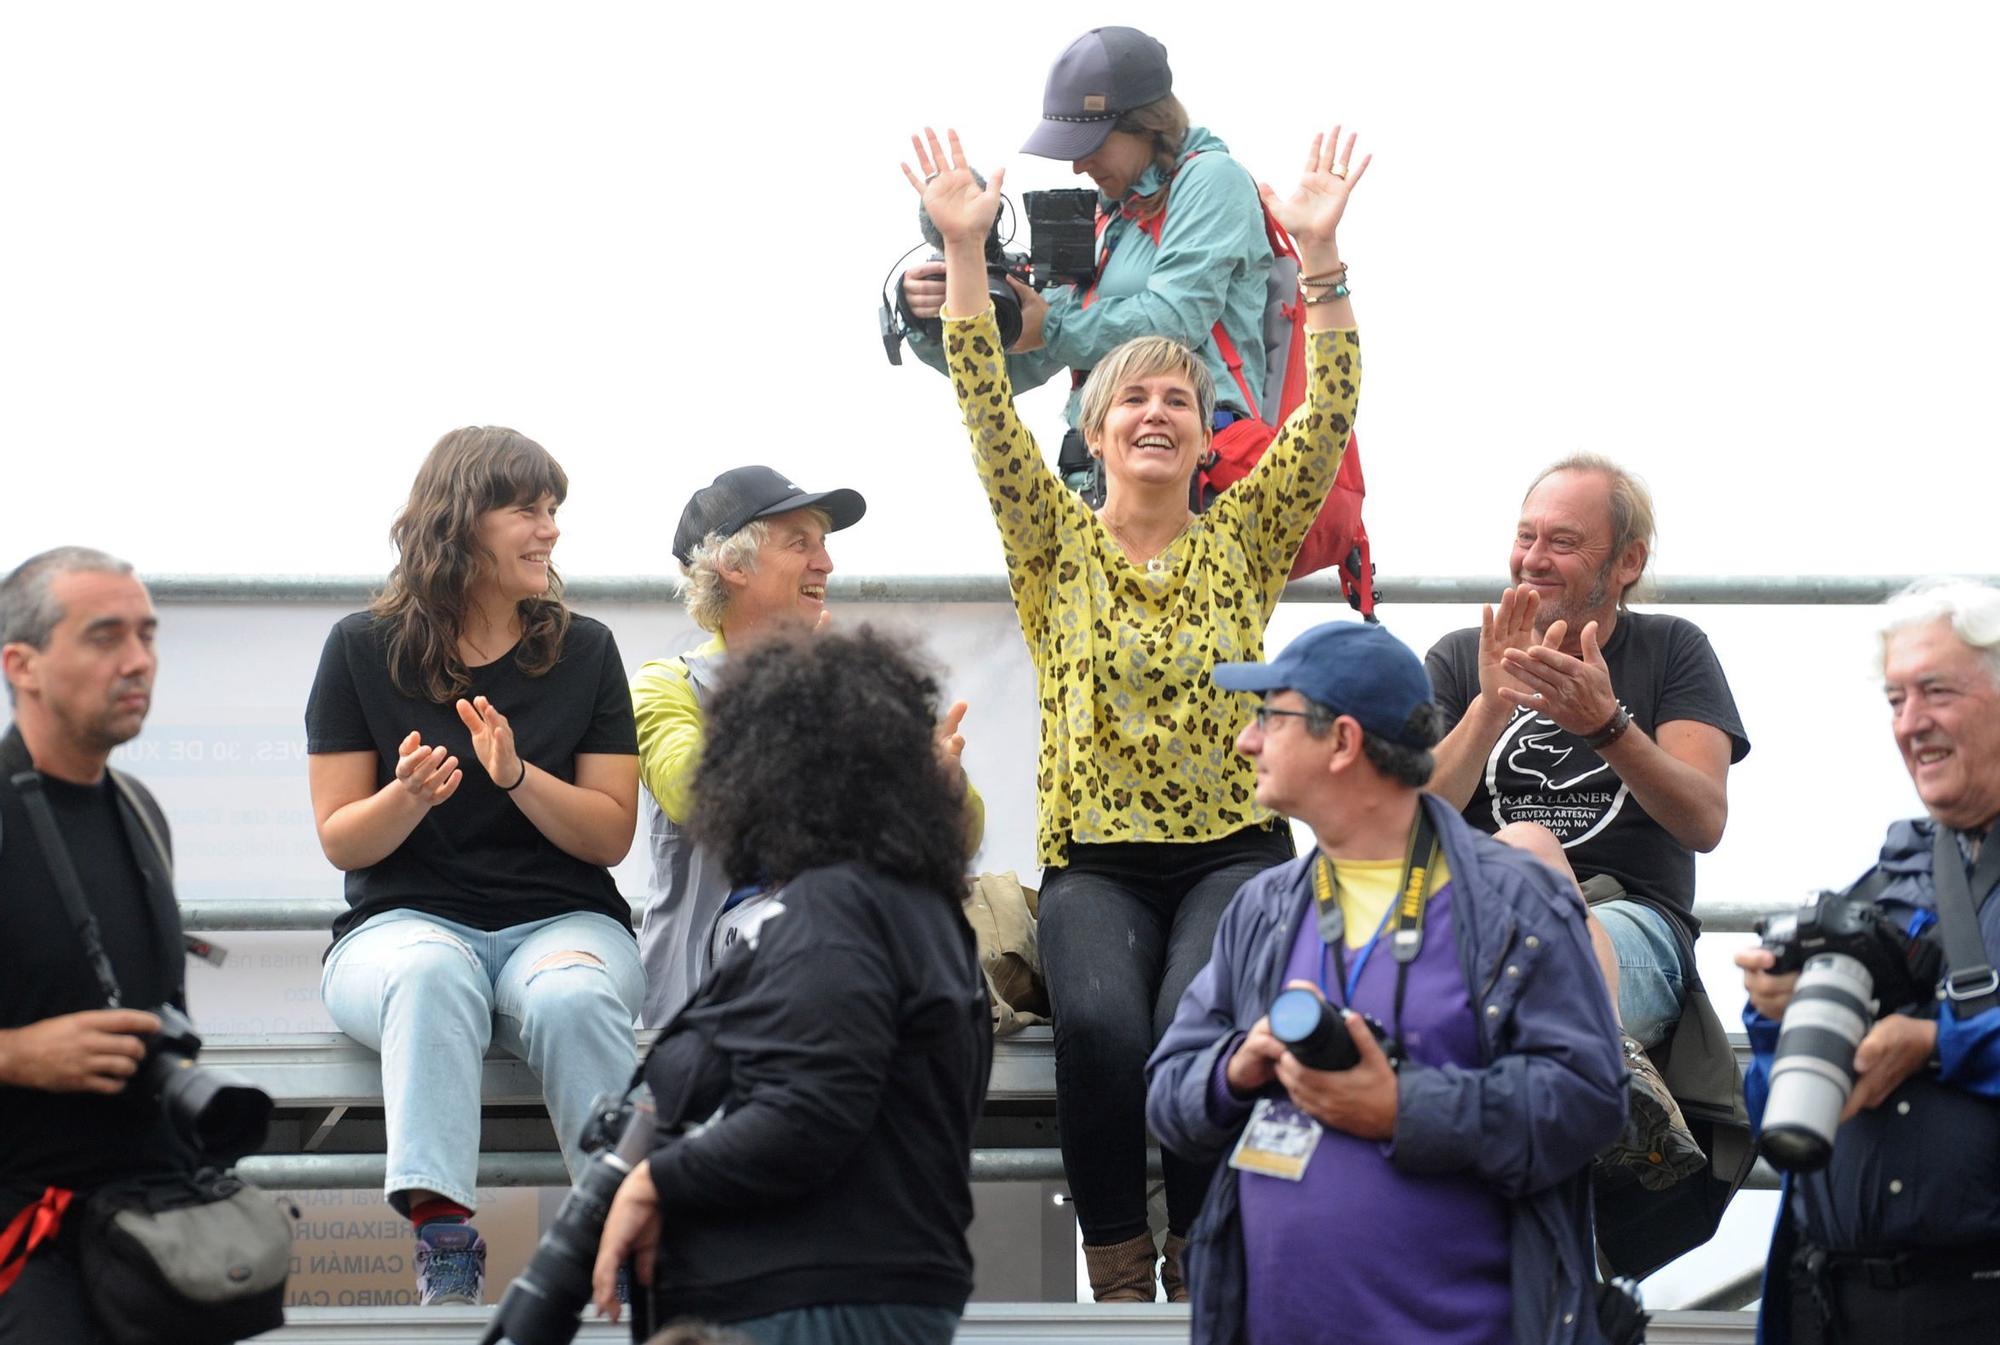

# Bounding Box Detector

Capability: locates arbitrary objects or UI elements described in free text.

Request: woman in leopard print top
[906,124,1367,1300]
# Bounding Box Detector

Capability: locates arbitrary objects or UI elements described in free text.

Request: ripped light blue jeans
[321,908,643,1215]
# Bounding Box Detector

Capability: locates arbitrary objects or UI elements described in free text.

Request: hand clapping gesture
[393,730,461,809]
[455,694,527,792]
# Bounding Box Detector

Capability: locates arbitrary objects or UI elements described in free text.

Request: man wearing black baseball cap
[631,467,868,1024]
[1146,621,1626,1345]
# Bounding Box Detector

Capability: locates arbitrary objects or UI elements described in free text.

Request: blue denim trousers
[321,908,643,1215]
[1594,898,1687,1048]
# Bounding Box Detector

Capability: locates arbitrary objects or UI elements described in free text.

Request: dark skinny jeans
[1039,822,1294,1246]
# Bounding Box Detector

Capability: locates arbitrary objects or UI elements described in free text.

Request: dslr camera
[880,184,1098,359]
[1754,887,1942,1172]
[480,1088,657,1345]
[141,1003,273,1163]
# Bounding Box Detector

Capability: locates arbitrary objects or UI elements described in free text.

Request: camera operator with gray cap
[631,467,983,1026]
[1735,578,2000,1344]
[895,26,1275,462]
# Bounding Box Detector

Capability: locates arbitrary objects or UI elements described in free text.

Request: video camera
[1754,887,1942,1172]
[478,1087,657,1345]
[879,184,1098,361]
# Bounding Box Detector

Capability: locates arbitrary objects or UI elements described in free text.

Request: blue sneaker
[414,1220,487,1306]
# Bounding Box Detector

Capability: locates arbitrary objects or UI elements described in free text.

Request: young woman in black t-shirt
[304,426,643,1307]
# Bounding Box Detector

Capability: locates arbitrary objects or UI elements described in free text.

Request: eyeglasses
[1251,705,1317,731]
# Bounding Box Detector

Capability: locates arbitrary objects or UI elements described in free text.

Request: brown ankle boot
[1160,1233,1190,1303]
[1082,1231,1158,1303]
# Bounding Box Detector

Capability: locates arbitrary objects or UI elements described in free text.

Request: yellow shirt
[944,306,1361,866]
[630,630,986,849]
[1326,854,1455,950]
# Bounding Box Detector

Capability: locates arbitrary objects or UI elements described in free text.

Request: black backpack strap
[1933,826,2000,1019]
[10,769,127,1008]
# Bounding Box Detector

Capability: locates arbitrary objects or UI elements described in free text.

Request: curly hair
[680,507,833,634]
[371,426,573,702]
[689,626,970,900]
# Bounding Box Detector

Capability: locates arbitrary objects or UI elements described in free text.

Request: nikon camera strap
[1932,824,2000,1019]
[10,770,127,1009]
[1314,804,1442,1054]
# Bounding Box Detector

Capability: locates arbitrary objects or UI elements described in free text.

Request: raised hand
[901,127,1004,248]
[394,729,462,808]
[934,700,969,778]
[1476,586,1546,711]
[1259,126,1371,256]
[454,695,525,790]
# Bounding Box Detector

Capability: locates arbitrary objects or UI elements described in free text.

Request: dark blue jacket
[1145,794,1627,1345]
[1746,818,2000,1344]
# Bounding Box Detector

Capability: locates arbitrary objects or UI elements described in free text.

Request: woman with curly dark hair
[591,627,990,1345]
[305,426,644,1307]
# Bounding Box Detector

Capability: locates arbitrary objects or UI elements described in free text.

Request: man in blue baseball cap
[1146,621,1627,1345]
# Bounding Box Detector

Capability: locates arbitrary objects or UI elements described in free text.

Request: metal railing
[145,572,1986,606]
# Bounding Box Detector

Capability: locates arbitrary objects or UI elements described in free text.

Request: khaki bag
[963,872,1050,1036]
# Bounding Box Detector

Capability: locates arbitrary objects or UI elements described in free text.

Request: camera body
[887,186,1101,359]
[1268,986,1390,1073]
[1754,889,1942,1171]
[139,1003,273,1163]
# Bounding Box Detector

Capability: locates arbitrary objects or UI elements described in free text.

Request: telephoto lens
[139,1004,273,1163]
[1758,953,1876,1172]
[1269,987,1361,1073]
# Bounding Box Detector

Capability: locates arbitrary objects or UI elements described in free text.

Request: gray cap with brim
[1021,26,1172,161]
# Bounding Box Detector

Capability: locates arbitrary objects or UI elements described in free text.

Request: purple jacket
[1145,794,1627,1345]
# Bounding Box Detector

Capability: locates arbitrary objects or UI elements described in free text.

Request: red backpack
[1090,159,1378,616]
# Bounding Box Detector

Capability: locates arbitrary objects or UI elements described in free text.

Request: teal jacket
[907,126,1274,425]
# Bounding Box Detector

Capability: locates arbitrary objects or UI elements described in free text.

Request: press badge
[1228,1097,1323,1181]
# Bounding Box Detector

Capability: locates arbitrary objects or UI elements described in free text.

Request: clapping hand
[935,700,969,779]
[901,128,1004,248]
[393,730,461,808]
[454,695,525,791]
[1259,127,1371,256]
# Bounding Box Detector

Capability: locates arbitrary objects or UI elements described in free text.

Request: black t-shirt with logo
[0,771,191,1226]
[305,611,640,944]
[1426,611,1750,940]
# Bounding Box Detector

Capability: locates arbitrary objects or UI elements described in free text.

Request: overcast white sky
[4,1,1996,582]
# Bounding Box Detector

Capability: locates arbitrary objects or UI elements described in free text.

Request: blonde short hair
[679,507,834,633]
[1077,335,1215,444]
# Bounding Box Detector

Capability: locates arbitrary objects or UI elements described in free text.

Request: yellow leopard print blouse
[945,306,1361,865]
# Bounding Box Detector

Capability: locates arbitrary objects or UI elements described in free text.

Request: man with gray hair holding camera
[0,548,194,1343]
[1736,577,2000,1344]
[1147,620,1625,1345]
[631,468,984,1026]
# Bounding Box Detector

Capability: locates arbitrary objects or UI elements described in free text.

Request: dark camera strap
[1315,804,1442,1054]
[9,770,128,1009]
[1932,825,2000,1019]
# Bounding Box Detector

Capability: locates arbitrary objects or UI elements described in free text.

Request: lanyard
[1312,806,1442,1052]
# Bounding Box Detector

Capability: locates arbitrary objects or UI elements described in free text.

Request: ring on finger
[1331,162,1349,179]
[923,170,940,183]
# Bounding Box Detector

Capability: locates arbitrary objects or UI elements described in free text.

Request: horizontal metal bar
[1682,1264,1766,1312]
[265,1304,1752,1344]
[173,897,1791,937]
[242,1148,1137,1189]
[142,572,1990,608]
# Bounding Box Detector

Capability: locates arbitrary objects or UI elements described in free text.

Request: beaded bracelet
[1301,284,1351,304]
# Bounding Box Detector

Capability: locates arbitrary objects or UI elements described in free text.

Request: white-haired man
[1738,578,2000,1344]
[632,468,983,1026]
[1425,454,1750,1187]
